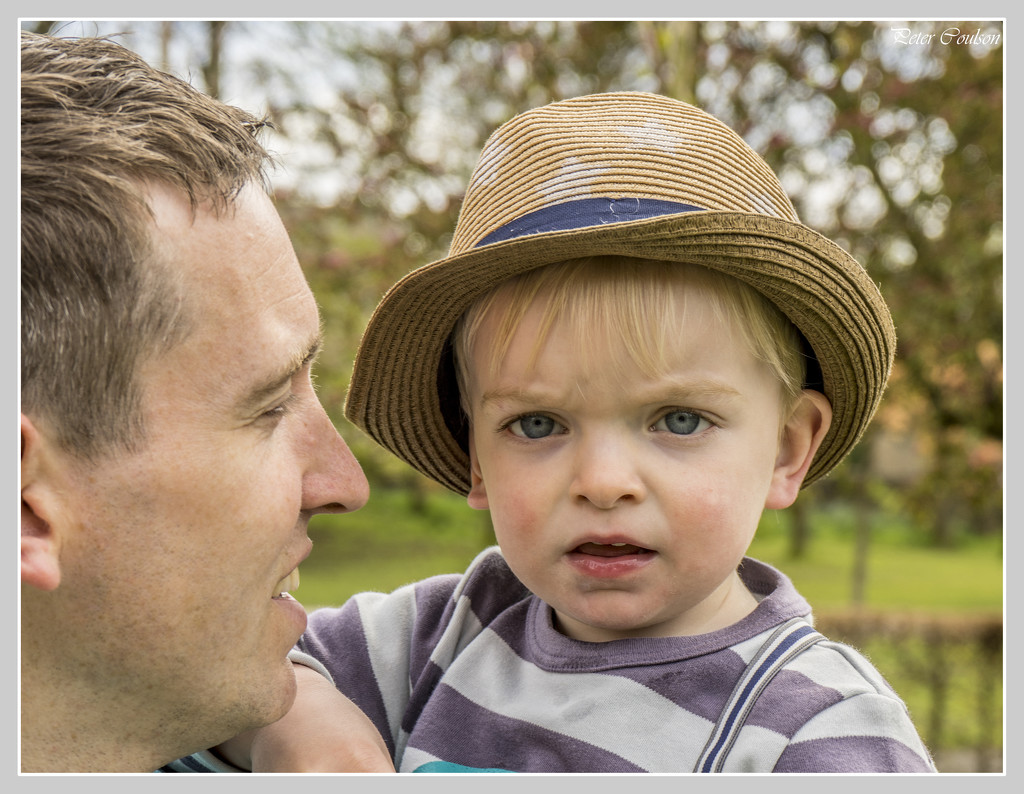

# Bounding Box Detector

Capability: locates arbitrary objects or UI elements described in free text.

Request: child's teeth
[609,543,627,547]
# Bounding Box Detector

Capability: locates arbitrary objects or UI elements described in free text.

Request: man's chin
[266,652,301,720]
[230,652,301,732]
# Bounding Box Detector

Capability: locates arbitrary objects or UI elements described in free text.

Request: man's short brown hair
[21,31,275,459]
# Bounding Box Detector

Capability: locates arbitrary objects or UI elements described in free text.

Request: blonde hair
[453,256,808,417]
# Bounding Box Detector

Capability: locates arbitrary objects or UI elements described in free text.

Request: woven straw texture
[345,92,895,495]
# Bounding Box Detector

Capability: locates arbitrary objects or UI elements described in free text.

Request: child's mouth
[567,542,656,578]
[573,542,652,557]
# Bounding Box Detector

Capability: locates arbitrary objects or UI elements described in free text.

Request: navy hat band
[476,197,705,247]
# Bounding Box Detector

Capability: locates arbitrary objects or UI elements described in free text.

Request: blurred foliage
[30,19,1003,550]
[25,22,1003,767]
[276,20,1002,550]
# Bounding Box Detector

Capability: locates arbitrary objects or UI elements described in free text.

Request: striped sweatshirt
[171,547,936,774]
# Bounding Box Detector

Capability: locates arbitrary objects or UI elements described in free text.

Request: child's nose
[569,434,647,509]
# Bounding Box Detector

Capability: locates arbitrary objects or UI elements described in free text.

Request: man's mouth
[273,568,300,599]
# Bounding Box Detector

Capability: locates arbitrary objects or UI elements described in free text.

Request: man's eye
[262,393,300,421]
[508,415,563,439]
[652,410,710,436]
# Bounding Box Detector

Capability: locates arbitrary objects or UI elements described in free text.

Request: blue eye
[509,415,563,439]
[654,410,709,436]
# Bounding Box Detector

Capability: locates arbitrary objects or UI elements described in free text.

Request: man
[20,32,371,772]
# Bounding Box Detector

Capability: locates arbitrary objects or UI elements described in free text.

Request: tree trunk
[202,21,227,100]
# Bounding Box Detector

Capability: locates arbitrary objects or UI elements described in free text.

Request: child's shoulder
[454,545,533,612]
[792,635,902,698]
[765,636,934,771]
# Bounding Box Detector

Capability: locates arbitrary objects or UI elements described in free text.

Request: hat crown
[450,92,800,255]
[346,92,895,495]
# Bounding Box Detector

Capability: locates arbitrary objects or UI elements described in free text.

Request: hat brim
[345,209,895,495]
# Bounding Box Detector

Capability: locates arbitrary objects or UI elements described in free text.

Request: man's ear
[21,414,62,591]
[764,391,833,511]
[465,429,490,511]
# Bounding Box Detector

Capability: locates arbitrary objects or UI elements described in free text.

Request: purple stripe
[626,649,746,722]
[302,603,397,757]
[486,598,536,653]
[774,735,934,773]
[745,668,843,736]
[476,197,705,246]
[411,684,646,772]
[410,573,464,677]
[460,551,533,625]
[490,599,751,724]
[404,658,446,736]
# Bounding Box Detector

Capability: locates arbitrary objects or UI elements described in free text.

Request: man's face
[42,183,369,751]
[465,280,799,642]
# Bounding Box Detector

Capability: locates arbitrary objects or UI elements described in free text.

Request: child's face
[464,279,817,642]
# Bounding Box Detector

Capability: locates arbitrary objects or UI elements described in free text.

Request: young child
[177,92,936,773]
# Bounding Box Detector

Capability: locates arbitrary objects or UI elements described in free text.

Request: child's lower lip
[566,544,656,578]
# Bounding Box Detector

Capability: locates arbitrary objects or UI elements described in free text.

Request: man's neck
[21,660,170,772]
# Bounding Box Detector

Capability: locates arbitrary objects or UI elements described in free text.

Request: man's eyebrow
[239,333,323,413]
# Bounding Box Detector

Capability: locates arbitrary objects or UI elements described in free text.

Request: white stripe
[428,592,485,668]
[717,724,791,773]
[788,641,902,697]
[728,625,783,664]
[358,586,420,749]
[790,693,931,749]
[440,627,712,773]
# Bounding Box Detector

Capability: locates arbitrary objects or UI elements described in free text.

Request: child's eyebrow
[477,385,543,409]
[646,378,744,403]
[478,378,744,409]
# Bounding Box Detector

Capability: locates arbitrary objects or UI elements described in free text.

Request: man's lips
[273,540,312,599]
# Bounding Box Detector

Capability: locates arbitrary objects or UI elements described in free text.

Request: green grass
[296,487,1003,768]
[298,487,1003,615]
[747,507,1003,614]
[299,486,492,608]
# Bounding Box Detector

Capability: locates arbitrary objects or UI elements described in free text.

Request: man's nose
[302,404,369,516]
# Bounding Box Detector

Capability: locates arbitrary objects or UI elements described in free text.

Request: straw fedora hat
[345,92,895,494]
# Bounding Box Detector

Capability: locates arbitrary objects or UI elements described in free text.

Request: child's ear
[764,390,833,511]
[466,429,490,510]
[21,414,63,591]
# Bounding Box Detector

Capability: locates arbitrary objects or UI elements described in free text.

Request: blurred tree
[245,20,656,496]
[688,21,1002,547]
[637,21,699,103]
[200,21,226,100]
[27,20,1002,548]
